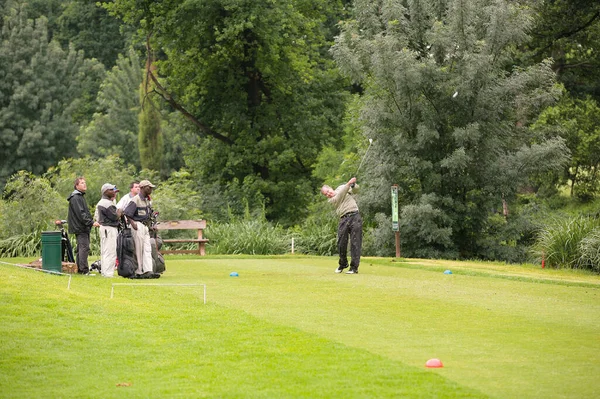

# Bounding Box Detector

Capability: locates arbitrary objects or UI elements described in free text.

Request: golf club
[355,138,373,176]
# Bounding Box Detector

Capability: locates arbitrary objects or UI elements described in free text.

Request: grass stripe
[0,262,483,398]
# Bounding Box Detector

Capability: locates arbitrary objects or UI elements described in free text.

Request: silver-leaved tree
[332,0,570,259]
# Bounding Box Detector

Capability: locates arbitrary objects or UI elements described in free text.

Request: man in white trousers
[95,184,121,277]
[123,180,159,279]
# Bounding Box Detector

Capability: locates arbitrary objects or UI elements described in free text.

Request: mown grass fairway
[1,256,599,398]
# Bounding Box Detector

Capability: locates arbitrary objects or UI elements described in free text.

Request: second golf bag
[149,211,165,275]
[116,224,137,278]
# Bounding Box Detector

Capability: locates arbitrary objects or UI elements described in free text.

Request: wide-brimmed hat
[139,179,156,188]
[101,183,119,194]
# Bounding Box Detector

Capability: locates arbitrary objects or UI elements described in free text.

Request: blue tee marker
[443,270,452,275]
[230,272,239,277]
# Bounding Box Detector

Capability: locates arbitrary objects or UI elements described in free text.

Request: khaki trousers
[99,225,118,277]
[131,223,153,274]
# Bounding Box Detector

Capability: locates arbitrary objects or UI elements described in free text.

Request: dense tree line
[1,0,599,262]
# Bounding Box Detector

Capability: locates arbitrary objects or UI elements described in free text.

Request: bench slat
[155,219,208,256]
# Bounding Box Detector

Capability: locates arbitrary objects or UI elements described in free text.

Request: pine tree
[0,3,103,187]
[332,0,570,258]
[77,49,142,168]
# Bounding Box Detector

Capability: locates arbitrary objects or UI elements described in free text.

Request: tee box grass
[0,256,599,398]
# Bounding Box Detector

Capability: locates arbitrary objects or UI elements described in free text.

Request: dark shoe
[346,269,358,274]
[335,265,348,274]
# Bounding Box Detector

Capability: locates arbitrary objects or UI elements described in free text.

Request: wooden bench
[155,220,209,256]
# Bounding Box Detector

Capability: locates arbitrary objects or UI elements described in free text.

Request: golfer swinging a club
[321,177,363,274]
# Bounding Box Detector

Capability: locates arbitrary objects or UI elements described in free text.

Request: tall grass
[0,230,41,257]
[290,218,337,255]
[206,219,290,255]
[534,216,600,271]
[0,228,101,259]
[578,229,600,273]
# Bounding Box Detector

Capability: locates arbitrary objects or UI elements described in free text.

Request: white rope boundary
[0,260,72,289]
[111,283,206,304]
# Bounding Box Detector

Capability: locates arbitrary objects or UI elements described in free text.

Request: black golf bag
[117,226,138,278]
[150,236,166,274]
[55,220,75,263]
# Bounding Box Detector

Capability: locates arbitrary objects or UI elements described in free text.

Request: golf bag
[150,236,166,274]
[117,226,137,278]
[55,220,75,263]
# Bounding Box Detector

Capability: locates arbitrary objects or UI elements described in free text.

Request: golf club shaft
[355,140,373,176]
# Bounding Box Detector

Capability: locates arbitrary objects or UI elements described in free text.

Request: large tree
[525,0,600,100]
[532,95,600,200]
[104,0,349,224]
[0,3,104,188]
[332,0,570,258]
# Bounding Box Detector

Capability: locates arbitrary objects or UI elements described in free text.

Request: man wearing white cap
[95,184,121,277]
[123,179,159,278]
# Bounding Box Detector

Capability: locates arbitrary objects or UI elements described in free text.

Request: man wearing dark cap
[67,177,99,274]
[95,183,121,277]
[124,179,158,278]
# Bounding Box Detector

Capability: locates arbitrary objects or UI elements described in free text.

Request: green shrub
[291,218,337,256]
[578,228,600,273]
[0,230,41,257]
[150,170,203,221]
[362,213,396,257]
[534,216,600,270]
[46,156,138,208]
[0,171,65,239]
[205,218,290,255]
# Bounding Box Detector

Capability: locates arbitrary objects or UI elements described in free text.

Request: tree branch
[144,39,233,145]
[533,11,600,59]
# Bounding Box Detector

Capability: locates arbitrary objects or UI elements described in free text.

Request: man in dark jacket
[67,177,98,274]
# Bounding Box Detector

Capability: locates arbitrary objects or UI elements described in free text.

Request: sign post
[391,185,400,257]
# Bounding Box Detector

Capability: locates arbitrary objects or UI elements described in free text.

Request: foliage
[1,0,129,68]
[77,49,143,168]
[362,212,396,257]
[150,170,203,222]
[0,3,105,187]
[0,171,65,239]
[332,0,570,259]
[533,215,600,271]
[104,0,349,224]
[54,0,130,68]
[532,95,600,200]
[578,228,600,273]
[45,156,138,209]
[524,0,600,101]
[76,49,196,176]
[0,230,41,257]
[205,212,290,255]
[290,199,338,256]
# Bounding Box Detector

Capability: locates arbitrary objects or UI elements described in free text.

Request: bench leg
[199,242,206,256]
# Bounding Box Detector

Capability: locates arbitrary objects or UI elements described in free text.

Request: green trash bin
[41,231,62,273]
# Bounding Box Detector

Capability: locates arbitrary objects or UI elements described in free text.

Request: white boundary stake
[0,260,72,289]
[110,283,206,304]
